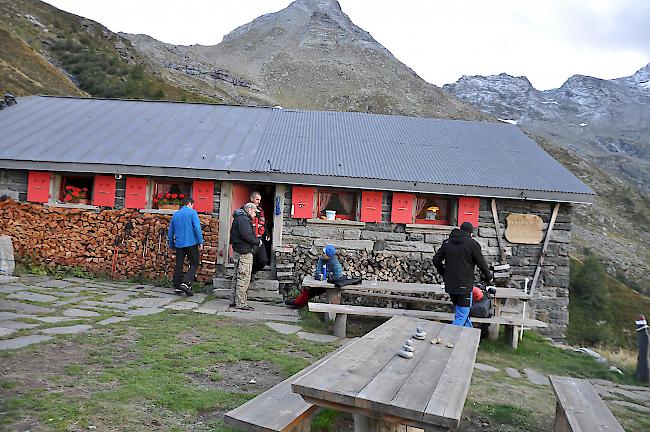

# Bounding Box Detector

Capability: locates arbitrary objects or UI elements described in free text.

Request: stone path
[0,274,339,350]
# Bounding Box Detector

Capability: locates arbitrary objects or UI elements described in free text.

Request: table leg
[488,299,503,340]
[325,288,342,322]
[353,414,406,432]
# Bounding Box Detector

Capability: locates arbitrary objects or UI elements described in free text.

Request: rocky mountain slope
[0,0,219,102]
[123,0,489,120]
[444,69,650,293]
[443,66,650,192]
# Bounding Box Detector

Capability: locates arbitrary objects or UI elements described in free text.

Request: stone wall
[0,169,28,201]
[276,187,572,339]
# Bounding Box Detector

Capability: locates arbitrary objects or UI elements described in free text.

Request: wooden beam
[490,199,507,264]
[528,203,560,298]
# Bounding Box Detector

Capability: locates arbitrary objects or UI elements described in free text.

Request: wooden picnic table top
[301,276,531,300]
[291,315,481,430]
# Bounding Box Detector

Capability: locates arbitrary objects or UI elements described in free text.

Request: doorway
[228,182,275,269]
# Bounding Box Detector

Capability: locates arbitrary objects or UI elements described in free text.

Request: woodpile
[0,199,218,283]
[275,244,441,295]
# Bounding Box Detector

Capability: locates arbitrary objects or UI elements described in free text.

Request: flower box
[158,204,179,210]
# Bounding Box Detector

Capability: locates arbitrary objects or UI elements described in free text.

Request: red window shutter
[192,180,214,213]
[458,197,480,228]
[27,171,51,203]
[291,186,315,219]
[92,175,116,207]
[360,191,382,223]
[124,177,148,209]
[391,192,414,224]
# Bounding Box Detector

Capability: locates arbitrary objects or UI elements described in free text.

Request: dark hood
[449,228,471,245]
[232,208,248,219]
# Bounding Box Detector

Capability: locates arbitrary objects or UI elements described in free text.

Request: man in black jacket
[433,222,492,327]
[229,202,260,311]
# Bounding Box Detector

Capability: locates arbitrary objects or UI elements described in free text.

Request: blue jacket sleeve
[314,257,324,277]
[192,211,204,245]
[168,219,175,248]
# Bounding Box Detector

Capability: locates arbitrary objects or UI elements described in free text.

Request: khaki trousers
[230,252,253,307]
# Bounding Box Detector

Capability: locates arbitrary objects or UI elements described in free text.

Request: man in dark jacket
[229,202,260,310]
[433,222,492,327]
[168,197,204,296]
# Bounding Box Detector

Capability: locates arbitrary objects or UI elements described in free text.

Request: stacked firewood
[0,199,218,283]
[275,244,441,295]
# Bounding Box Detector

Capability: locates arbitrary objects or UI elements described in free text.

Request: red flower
[157,193,162,199]
[171,193,178,199]
[64,195,72,201]
[179,194,185,199]
[165,193,171,199]
[66,185,72,190]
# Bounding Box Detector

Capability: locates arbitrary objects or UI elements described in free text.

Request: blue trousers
[450,293,473,327]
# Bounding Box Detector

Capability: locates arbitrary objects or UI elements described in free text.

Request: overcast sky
[43,0,650,90]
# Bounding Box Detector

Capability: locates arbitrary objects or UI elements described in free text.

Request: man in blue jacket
[168,197,204,296]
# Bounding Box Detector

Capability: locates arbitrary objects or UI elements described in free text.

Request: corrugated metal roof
[0,96,594,202]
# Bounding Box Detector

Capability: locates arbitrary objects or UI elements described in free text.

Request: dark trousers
[252,241,268,273]
[173,245,200,288]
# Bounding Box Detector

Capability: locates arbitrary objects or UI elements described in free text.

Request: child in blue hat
[285,244,343,308]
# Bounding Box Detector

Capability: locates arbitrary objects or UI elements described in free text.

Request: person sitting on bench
[285,244,343,308]
[433,222,493,327]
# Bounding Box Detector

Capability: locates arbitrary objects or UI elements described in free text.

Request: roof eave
[0,160,596,204]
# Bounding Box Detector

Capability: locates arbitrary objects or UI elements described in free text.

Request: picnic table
[301,276,532,339]
[292,315,481,431]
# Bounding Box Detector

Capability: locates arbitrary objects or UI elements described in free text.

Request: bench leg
[553,401,571,432]
[325,289,342,322]
[504,325,519,349]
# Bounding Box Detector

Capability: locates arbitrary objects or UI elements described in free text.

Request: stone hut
[0,96,594,338]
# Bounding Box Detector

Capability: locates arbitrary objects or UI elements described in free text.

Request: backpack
[470,284,493,318]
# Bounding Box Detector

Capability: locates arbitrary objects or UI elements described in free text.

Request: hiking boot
[179,283,193,296]
[174,288,183,295]
[228,302,236,308]
[236,305,255,311]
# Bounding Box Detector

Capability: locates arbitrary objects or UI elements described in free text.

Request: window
[317,189,358,220]
[59,175,93,204]
[152,180,191,209]
[414,195,451,225]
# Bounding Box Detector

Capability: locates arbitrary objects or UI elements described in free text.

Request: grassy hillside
[567,256,650,348]
[0,26,83,96]
[0,0,220,102]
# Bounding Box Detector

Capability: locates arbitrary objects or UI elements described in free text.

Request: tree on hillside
[571,254,609,308]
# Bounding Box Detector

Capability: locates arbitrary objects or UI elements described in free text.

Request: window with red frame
[316,189,358,220]
[153,181,191,209]
[414,195,451,225]
[59,176,93,204]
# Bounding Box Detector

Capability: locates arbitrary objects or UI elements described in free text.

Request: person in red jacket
[246,191,269,273]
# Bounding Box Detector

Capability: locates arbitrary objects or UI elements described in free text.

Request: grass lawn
[1,309,648,432]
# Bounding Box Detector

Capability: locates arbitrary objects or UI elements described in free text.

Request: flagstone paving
[0,274,323,350]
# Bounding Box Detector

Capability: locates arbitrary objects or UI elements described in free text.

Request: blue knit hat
[323,244,337,258]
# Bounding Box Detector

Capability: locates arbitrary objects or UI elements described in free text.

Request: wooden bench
[224,339,357,432]
[301,276,532,341]
[308,302,547,348]
[549,376,624,432]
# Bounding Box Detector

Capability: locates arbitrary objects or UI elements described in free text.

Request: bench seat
[308,302,547,348]
[224,339,356,432]
[549,376,624,432]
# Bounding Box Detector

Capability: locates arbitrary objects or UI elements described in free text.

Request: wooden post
[504,325,519,349]
[217,181,233,266]
[488,299,503,340]
[490,199,507,264]
[528,202,560,298]
[636,315,649,383]
[553,402,571,432]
